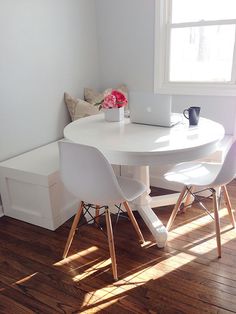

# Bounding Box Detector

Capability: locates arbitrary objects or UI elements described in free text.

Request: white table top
[64,114,225,166]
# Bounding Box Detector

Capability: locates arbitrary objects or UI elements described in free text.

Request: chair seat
[117,176,147,202]
[164,161,222,187]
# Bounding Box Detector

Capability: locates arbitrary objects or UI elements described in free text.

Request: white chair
[164,140,236,258]
[59,141,146,280]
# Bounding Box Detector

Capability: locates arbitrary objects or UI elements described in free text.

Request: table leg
[131,166,168,248]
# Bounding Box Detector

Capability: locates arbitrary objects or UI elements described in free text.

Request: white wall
[0,0,99,161]
[95,0,236,135]
[95,0,155,92]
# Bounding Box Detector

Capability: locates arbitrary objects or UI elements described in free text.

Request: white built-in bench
[0,141,79,230]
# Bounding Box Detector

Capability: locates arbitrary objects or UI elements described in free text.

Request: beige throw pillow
[64,92,99,121]
[84,88,104,105]
[84,84,129,105]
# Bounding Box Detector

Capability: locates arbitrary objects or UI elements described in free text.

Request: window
[155,0,236,95]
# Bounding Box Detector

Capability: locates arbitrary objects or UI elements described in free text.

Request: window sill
[155,82,236,96]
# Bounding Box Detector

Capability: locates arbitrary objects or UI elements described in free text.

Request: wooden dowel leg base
[63,201,84,259]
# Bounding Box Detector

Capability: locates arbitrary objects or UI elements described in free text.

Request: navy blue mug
[183,106,201,126]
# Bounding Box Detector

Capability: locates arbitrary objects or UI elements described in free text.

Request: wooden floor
[1,182,236,313]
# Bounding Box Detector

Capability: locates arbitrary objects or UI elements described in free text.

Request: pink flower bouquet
[95,90,128,110]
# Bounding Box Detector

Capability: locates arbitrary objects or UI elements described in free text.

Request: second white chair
[164,140,236,258]
[59,141,147,280]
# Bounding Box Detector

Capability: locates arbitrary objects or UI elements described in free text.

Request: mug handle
[183,109,189,119]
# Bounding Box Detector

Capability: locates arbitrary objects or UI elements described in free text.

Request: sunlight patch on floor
[54,246,99,267]
[14,272,38,285]
[166,207,236,258]
[81,293,124,313]
[170,208,233,235]
[175,207,229,226]
[76,251,197,312]
[72,258,111,281]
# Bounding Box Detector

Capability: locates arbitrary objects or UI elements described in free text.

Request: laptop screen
[129,92,174,127]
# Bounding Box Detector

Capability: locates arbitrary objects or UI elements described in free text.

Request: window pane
[169,25,235,82]
[172,0,236,23]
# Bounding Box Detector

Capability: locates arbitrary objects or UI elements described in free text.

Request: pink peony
[102,94,116,108]
[95,89,128,110]
[111,90,128,107]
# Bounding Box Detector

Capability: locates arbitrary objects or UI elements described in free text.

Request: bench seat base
[0,141,79,230]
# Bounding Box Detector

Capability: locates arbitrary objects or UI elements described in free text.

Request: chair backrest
[212,140,236,187]
[58,141,125,205]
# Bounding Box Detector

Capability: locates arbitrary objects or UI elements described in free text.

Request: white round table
[64,114,225,247]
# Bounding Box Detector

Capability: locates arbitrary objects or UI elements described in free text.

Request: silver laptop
[129,92,180,127]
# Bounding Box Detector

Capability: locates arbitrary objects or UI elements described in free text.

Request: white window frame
[154,0,236,96]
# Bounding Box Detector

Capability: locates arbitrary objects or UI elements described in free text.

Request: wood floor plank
[0,292,35,314]
[0,181,236,312]
[0,284,58,314]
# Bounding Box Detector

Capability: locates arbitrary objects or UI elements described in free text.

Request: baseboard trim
[0,205,4,217]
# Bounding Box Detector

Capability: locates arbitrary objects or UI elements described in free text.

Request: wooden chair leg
[63,201,84,259]
[105,207,118,281]
[123,201,145,244]
[222,185,236,228]
[95,205,100,225]
[212,190,221,258]
[166,186,188,231]
[183,186,194,212]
